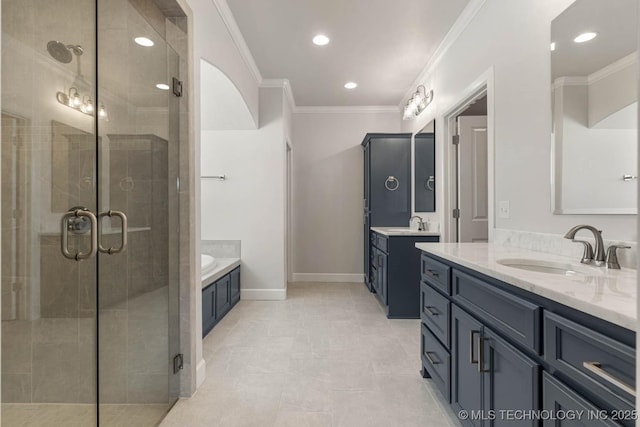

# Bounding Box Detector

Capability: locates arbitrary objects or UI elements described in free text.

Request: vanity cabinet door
[215,275,231,318]
[230,267,240,304]
[202,284,216,336]
[452,305,483,427]
[482,327,540,426]
[377,252,387,305]
[542,372,622,427]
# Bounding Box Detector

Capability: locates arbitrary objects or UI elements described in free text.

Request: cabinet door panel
[452,305,483,427]
[542,372,622,427]
[482,328,540,426]
[230,267,240,303]
[215,276,231,317]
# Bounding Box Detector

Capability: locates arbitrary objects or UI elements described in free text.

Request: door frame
[442,68,495,243]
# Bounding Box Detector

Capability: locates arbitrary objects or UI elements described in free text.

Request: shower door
[1,0,182,425]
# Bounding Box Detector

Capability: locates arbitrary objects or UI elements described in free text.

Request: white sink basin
[497,258,602,276]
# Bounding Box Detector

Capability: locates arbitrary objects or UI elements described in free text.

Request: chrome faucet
[564,225,605,266]
[410,216,426,231]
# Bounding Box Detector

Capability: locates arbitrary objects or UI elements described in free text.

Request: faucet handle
[571,239,594,264]
[605,245,631,270]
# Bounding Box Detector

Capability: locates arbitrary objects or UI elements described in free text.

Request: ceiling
[226,0,470,107]
[551,0,637,79]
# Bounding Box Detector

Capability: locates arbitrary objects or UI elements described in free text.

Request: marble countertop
[371,226,440,237]
[201,258,241,288]
[415,242,637,331]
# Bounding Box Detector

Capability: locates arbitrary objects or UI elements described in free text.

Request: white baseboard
[196,358,206,389]
[241,288,287,300]
[292,273,365,283]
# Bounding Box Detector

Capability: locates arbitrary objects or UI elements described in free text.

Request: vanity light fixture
[312,34,330,46]
[574,32,597,43]
[344,82,358,89]
[403,85,433,120]
[56,87,108,119]
[134,37,154,47]
[156,83,170,90]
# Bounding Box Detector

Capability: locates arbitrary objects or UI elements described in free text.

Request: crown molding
[261,78,297,111]
[294,105,401,114]
[399,0,487,108]
[212,0,263,85]
[552,76,588,89]
[588,52,637,84]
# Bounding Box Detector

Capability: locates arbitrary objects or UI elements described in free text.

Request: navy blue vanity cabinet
[362,133,411,291]
[370,231,439,318]
[202,266,241,338]
[418,251,636,427]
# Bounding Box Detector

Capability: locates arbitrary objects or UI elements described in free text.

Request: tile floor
[160,282,461,427]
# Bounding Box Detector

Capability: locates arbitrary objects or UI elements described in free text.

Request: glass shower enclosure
[1,0,185,425]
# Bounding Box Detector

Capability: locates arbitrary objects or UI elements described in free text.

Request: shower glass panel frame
[1,0,183,425]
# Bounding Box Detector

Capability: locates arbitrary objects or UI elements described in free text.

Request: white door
[458,116,488,242]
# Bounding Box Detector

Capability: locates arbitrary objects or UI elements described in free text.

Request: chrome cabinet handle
[61,208,98,260]
[425,306,439,316]
[98,210,128,255]
[478,336,490,373]
[583,361,636,397]
[424,268,439,277]
[470,330,480,364]
[424,351,440,365]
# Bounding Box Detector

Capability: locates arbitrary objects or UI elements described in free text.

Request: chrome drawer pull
[470,330,480,364]
[425,351,440,365]
[583,361,636,397]
[478,336,490,373]
[425,268,439,277]
[425,306,439,316]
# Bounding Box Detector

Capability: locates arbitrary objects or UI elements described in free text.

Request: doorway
[446,87,492,243]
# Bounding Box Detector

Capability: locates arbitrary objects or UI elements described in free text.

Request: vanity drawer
[421,281,450,348]
[452,269,541,353]
[421,253,451,295]
[544,312,635,403]
[421,323,450,402]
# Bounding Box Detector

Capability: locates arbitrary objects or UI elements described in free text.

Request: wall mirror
[551,0,638,214]
[415,120,436,212]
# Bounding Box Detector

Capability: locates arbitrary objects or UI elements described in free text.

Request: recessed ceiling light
[574,32,597,43]
[134,37,154,47]
[344,82,358,89]
[156,83,170,90]
[550,42,556,51]
[312,34,330,46]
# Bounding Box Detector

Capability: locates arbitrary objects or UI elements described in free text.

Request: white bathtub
[201,254,217,276]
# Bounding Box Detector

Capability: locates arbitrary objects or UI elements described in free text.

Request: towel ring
[425,176,435,191]
[385,176,399,191]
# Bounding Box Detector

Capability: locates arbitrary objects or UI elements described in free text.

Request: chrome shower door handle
[61,208,98,260]
[98,210,128,255]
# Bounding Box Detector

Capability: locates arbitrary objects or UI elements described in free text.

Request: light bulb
[84,99,94,114]
[98,104,108,120]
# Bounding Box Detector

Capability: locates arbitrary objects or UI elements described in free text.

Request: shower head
[46,41,83,64]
